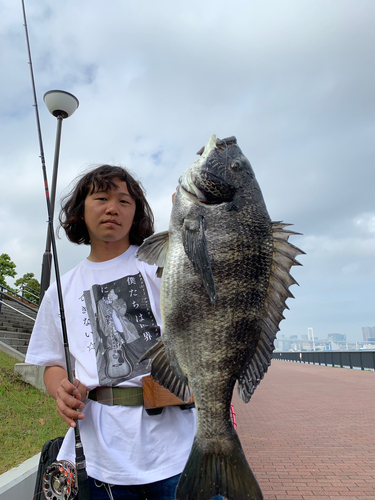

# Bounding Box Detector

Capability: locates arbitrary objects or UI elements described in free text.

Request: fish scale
[137,134,304,500]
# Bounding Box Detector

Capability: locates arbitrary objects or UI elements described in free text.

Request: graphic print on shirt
[83,273,161,385]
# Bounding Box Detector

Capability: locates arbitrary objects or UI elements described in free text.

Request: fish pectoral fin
[182,215,216,305]
[237,336,273,404]
[136,231,169,272]
[140,338,192,403]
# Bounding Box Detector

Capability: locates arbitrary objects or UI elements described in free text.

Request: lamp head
[43,90,79,119]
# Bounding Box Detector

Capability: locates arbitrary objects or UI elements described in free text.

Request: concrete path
[233,360,375,499]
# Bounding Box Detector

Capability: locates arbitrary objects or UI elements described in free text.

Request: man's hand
[56,377,87,427]
[44,366,87,428]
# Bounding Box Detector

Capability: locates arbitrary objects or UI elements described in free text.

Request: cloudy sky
[1,0,374,342]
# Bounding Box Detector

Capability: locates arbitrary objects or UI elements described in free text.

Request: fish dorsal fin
[140,338,192,403]
[183,215,216,305]
[136,231,170,276]
[237,222,305,403]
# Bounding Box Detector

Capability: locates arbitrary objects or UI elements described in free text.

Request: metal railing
[18,284,39,305]
[0,285,38,316]
[0,298,37,322]
[274,350,375,371]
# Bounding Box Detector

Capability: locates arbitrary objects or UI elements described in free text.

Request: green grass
[0,351,68,474]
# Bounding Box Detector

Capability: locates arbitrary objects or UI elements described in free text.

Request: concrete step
[1,297,38,309]
[0,300,37,317]
[0,326,32,334]
[0,317,35,327]
[0,299,37,354]
[0,306,37,314]
[0,338,28,354]
[0,312,36,322]
[0,320,33,328]
[0,337,29,347]
[0,330,31,340]
[0,319,33,326]
[0,314,35,322]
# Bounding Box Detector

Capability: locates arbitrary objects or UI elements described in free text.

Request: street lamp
[39,90,79,303]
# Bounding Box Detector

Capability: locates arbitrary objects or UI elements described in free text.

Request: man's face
[83,179,136,249]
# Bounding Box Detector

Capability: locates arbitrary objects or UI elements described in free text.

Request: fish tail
[176,434,263,500]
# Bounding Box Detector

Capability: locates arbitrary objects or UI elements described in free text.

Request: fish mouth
[180,135,236,205]
[180,171,236,205]
[179,172,208,203]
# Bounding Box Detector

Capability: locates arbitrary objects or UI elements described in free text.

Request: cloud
[1,0,374,343]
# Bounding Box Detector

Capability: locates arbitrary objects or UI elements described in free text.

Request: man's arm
[44,366,87,428]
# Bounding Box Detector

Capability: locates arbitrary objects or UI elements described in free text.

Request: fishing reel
[43,460,78,500]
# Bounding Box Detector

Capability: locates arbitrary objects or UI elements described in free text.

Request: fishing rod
[21,1,90,499]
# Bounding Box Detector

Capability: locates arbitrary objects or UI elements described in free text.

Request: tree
[0,253,17,288]
[15,272,40,304]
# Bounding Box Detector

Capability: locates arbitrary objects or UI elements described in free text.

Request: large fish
[137,135,304,500]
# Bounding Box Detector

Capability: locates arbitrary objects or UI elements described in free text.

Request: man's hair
[59,165,154,246]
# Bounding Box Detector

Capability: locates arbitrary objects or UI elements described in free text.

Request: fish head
[179,135,261,206]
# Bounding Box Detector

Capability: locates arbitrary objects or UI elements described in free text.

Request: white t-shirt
[26,245,196,485]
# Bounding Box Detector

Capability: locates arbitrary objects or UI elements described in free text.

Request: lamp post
[39,90,79,303]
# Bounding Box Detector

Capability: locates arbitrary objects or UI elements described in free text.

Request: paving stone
[233,360,375,500]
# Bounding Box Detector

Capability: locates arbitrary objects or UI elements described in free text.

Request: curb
[0,341,25,362]
[0,454,40,500]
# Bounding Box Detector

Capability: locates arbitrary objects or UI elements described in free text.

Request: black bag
[33,436,64,500]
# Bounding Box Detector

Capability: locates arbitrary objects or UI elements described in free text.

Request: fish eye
[231,160,242,172]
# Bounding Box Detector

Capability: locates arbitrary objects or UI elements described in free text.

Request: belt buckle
[96,387,113,406]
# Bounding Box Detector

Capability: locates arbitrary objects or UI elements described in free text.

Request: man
[26,165,196,499]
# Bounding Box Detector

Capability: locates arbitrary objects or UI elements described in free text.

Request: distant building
[274,331,373,353]
[328,333,346,342]
[275,339,292,351]
[362,326,375,341]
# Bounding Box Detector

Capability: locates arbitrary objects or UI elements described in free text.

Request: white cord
[94,479,115,500]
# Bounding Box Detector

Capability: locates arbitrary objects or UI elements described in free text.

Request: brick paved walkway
[233,360,375,499]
